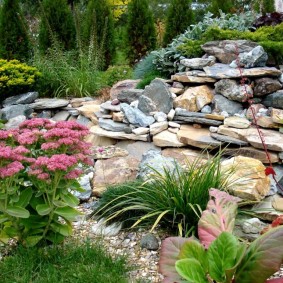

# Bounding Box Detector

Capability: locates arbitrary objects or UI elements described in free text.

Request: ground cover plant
[0,118,93,246]
[159,189,283,283]
[94,151,235,237]
[0,241,130,283]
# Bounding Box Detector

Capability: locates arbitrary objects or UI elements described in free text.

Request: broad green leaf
[208,232,239,282]
[6,206,30,218]
[15,188,33,208]
[175,258,208,283]
[159,237,193,283]
[45,231,65,244]
[36,204,52,216]
[10,194,19,203]
[179,240,208,272]
[54,206,81,222]
[24,236,43,247]
[7,186,18,195]
[0,230,10,244]
[53,200,67,207]
[60,192,79,207]
[50,221,72,236]
[235,226,283,283]
[21,215,48,228]
[69,180,85,192]
[29,195,45,210]
[4,226,19,237]
[0,214,8,224]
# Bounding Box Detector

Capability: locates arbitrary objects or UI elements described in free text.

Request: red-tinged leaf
[265,167,276,176]
[235,226,283,283]
[159,237,192,283]
[272,215,283,227]
[198,189,240,249]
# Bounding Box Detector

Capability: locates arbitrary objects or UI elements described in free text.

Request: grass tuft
[0,241,130,283]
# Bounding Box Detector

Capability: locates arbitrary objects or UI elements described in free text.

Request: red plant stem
[234,45,283,191]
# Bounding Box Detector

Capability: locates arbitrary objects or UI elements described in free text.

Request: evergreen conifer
[0,0,31,61]
[163,0,194,46]
[126,0,156,65]
[82,0,114,70]
[39,0,76,52]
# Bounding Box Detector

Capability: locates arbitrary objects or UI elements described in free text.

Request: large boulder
[262,90,283,109]
[221,156,271,201]
[214,79,253,102]
[254,78,282,97]
[213,94,243,115]
[138,79,173,114]
[2,92,38,107]
[201,40,259,64]
[110,79,140,100]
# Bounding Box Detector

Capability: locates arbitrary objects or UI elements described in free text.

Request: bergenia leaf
[159,237,192,283]
[208,232,239,282]
[175,258,208,283]
[235,226,283,283]
[179,240,208,272]
[198,189,240,248]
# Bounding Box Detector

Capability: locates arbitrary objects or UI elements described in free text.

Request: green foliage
[253,0,275,13]
[136,70,163,89]
[0,0,31,61]
[126,0,157,65]
[152,11,256,74]
[102,65,133,87]
[0,241,130,283]
[82,0,115,70]
[207,0,235,16]
[0,59,41,100]
[163,0,194,46]
[133,53,159,79]
[94,152,234,236]
[39,0,76,52]
[176,40,205,58]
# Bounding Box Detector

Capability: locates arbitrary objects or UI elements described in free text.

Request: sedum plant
[159,189,283,283]
[0,118,93,246]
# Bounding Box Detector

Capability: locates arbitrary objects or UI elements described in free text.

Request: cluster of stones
[1,39,283,229]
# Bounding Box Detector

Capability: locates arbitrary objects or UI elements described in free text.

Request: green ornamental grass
[95,152,235,237]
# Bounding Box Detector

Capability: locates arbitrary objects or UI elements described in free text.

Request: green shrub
[177,40,205,58]
[39,0,76,52]
[163,0,194,46]
[0,59,41,100]
[126,0,157,65]
[82,0,115,70]
[0,0,31,61]
[102,65,133,87]
[136,70,163,89]
[207,0,235,16]
[133,53,160,79]
[94,152,234,236]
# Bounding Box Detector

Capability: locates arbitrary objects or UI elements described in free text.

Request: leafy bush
[252,12,283,29]
[0,0,31,61]
[176,40,205,59]
[133,53,159,79]
[102,65,133,87]
[94,152,234,236]
[159,189,283,283]
[151,11,257,74]
[0,119,93,246]
[0,59,41,100]
[136,70,163,89]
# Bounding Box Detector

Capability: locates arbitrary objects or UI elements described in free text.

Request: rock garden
[1,1,283,283]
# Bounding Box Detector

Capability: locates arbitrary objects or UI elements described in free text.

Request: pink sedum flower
[0,161,24,178]
[19,118,54,130]
[65,168,83,179]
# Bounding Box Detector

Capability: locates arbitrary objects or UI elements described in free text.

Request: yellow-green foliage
[0,59,41,98]
[178,23,283,64]
[177,40,205,58]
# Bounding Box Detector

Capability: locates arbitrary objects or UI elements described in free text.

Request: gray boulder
[138,79,173,114]
[213,94,243,115]
[2,92,38,107]
[120,103,155,127]
[137,149,179,180]
[262,90,283,109]
[117,89,143,104]
[0,104,33,120]
[99,118,132,132]
[230,46,268,68]
[254,78,282,97]
[215,79,253,102]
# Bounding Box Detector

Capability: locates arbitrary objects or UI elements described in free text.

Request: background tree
[253,0,275,13]
[199,0,235,16]
[163,0,194,46]
[0,0,31,61]
[39,0,76,52]
[82,0,114,70]
[126,0,156,65]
